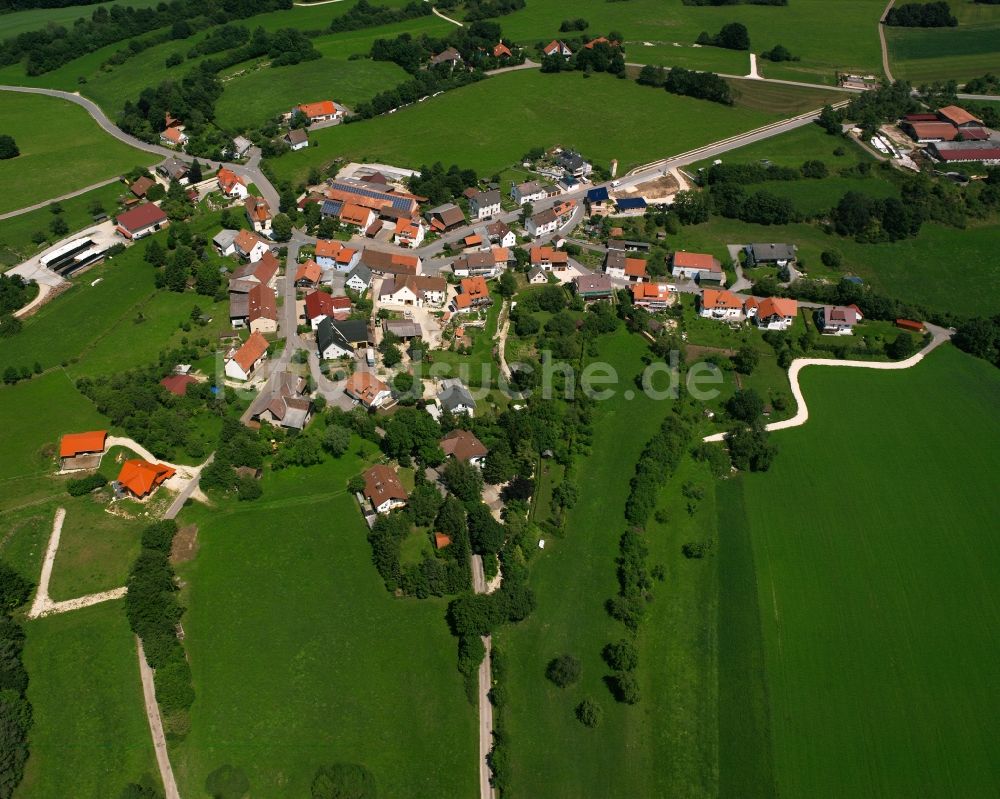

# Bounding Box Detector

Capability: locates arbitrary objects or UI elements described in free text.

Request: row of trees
[329,0,431,33]
[702,159,828,185]
[696,21,750,50]
[885,1,957,27]
[637,64,734,105]
[0,562,34,797]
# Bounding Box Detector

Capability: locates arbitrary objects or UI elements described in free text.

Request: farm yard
[722,345,1000,798]
[0,92,151,215]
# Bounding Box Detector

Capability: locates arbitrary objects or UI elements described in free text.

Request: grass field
[497,0,887,85]
[722,345,1000,797]
[886,1,1000,85]
[18,601,159,799]
[498,331,721,798]
[0,92,151,215]
[267,70,784,184]
[0,0,162,39]
[0,181,129,268]
[171,449,477,798]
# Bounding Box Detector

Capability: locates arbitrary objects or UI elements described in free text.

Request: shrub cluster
[329,0,431,32]
[885,1,957,27]
[66,472,108,496]
[0,562,33,796]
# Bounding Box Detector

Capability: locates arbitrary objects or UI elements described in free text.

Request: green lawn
[429,299,501,389]
[171,449,477,798]
[266,70,783,184]
[0,181,129,268]
[497,0,887,85]
[500,331,704,798]
[886,2,1000,85]
[17,601,160,799]
[721,345,1000,798]
[0,92,152,215]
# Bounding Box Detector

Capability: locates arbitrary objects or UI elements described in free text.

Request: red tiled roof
[116,203,168,233]
[305,291,351,320]
[245,196,271,222]
[460,275,490,301]
[701,289,742,310]
[117,459,175,497]
[440,429,488,462]
[632,283,673,303]
[937,105,982,126]
[363,464,407,506]
[493,42,512,57]
[217,167,245,192]
[160,374,196,396]
[248,284,277,323]
[673,251,721,271]
[434,532,452,549]
[624,258,647,278]
[346,371,389,407]
[60,430,107,458]
[232,331,269,372]
[315,239,344,259]
[298,100,337,119]
[295,260,321,284]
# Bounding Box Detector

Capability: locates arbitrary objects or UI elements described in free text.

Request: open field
[726,79,849,115]
[497,0,886,85]
[0,0,162,39]
[499,331,710,798]
[18,601,159,799]
[0,181,129,268]
[886,1,1000,85]
[723,345,1000,797]
[171,449,477,798]
[0,92,151,215]
[267,70,784,183]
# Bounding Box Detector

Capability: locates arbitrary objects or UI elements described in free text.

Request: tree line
[637,64,734,105]
[0,562,34,798]
[885,1,957,27]
[329,0,430,33]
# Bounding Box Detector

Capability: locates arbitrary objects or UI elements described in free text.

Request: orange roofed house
[245,196,273,235]
[314,239,360,272]
[744,296,798,331]
[294,100,342,124]
[216,167,248,200]
[345,370,391,410]
[631,283,675,311]
[698,289,743,320]
[671,251,724,284]
[362,464,407,514]
[451,276,492,313]
[59,430,107,469]
[116,459,176,499]
[224,330,269,381]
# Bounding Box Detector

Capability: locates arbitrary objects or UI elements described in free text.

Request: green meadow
[722,345,1000,797]
[18,601,159,799]
[0,92,151,215]
[171,449,477,798]
[0,0,161,39]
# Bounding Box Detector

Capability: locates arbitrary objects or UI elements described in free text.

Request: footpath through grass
[722,345,1000,798]
[0,91,152,215]
[18,601,159,799]
[172,451,477,798]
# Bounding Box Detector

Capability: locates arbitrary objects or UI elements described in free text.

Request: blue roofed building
[585,185,613,216]
[613,197,647,217]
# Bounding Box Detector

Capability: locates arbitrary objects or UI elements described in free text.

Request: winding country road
[879,0,897,83]
[471,554,497,799]
[702,324,951,443]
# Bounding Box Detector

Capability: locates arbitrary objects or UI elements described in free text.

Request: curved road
[879,0,897,83]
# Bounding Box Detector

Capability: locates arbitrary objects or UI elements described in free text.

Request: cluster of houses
[899,105,1000,164]
[59,430,177,501]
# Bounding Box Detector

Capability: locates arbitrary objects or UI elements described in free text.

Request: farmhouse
[294,259,322,287]
[573,274,614,301]
[451,276,492,312]
[631,282,675,311]
[452,248,510,278]
[314,239,360,272]
[317,317,371,359]
[60,430,107,469]
[245,284,278,334]
[346,263,373,292]
[430,46,463,67]
[156,158,189,184]
[426,203,466,231]
[304,291,351,328]
[382,319,422,341]
[233,229,271,263]
[468,189,502,220]
[230,252,279,291]
[936,105,985,129]
[670,251,723,283]
[232,135,252,158]
[612,197,647,217]
[129,176,155,199]
[346,370,392,409]
[224,331,269,381]
[115,203,169,240]
[339,203,377,231]
[817,304,862,335]
[245,196,273,234]
[747,242,797,267]
[379,274,447,307]
[493,42,512,58]
[604,251,647,282]
[160,126,187,147]
[542,39,572,57]
[929,140,1000,164]
[217,167,248,200]
[327,178,420,217]
[160,374,196,396]
[744,296,798,330]
[253,373,312,430]
[511,179,552,205]
[295,100,342,124]
[363,465,407,514]
[116,459,176,499]
[698,289,743,320]
[440,429,488,467]
[213,230,238,256]
[284,128,309,151]
[361,248,421,276]
[527,266,549,285]
[530,246,569,272]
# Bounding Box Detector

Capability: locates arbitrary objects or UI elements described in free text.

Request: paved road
[164,453,214,520]
[0,176,121,221]
[137,638,182,799]
[471,554,497,799]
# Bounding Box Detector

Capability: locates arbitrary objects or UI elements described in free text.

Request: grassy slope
[0,0,161,39]
[498,0,886,84]
[172,451,477,798]
[0,92,151,214]
[500,332,717,798]
[267,70,779,183]
[727,345,1000,798]
[17,601,159,799]
[886,1,1000,85]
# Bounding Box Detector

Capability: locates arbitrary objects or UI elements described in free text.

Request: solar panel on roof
[587,187,609,202]
[616,198,647,210]
[322,200,343,216]
[329,182,412,212]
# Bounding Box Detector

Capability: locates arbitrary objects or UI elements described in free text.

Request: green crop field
[496,0,886,85]
[266,70,785,184]
[720,345,1000,797]
[171,450,477,798]
[499,331,722,798]
[886,1,1000,85]
[17,601,159,799]
[0,92,152,215]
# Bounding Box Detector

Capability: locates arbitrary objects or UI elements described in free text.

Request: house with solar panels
[612,197,647,217]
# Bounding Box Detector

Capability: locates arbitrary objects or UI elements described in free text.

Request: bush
[66,472,108,496]
[204,764,250,799]
[608,671,641,704]
[575,698,603,728]
[0,563,32,614]
[602,639,638,671]
[546,654,581,687]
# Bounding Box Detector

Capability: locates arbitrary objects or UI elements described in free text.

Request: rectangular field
[722,345,1000,797]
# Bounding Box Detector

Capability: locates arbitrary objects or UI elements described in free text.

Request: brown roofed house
[440,429,488,466]
[362,464,408,513]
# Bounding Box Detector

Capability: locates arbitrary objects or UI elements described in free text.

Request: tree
[0,563,32,613]
[821,249,842,269]
[381,343,402,368]
[348,474,366,494]
[498,270,517,298]
[602,639,638,672]
[271,213,292,242]
[575,698,602,728]
[546,654,581,687]
[725,424,777,472]
[0,135,18,160]
[392,370,415,398]
[195,261,221,297]
[324,425,352,456]
[608,671,640,704]
[188,159,203,183]
[726,388,765,424]
[817,104,842,135]
[443,459,483,502]
[49,215,68,236]
[887,332,917,359]
[408,481,442,526]
[467,502,504,554]
[732,346,759,375]
[203,764,249,799]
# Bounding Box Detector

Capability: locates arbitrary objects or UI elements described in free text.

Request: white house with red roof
[393,218,426,248]
[671,251,724,282]
[817,304,863,335]
[115,203,169,240]
[224,331,269,381]
[744,296,798,331]
[314,239,360,272]
[233,229,271,263]
[543,39,572,58]
[216,167,248,200]
[294,101,342,124]
[245,196,273,234]
[698,289,743,320]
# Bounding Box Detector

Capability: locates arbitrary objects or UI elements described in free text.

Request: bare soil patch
[171,524,199,564]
